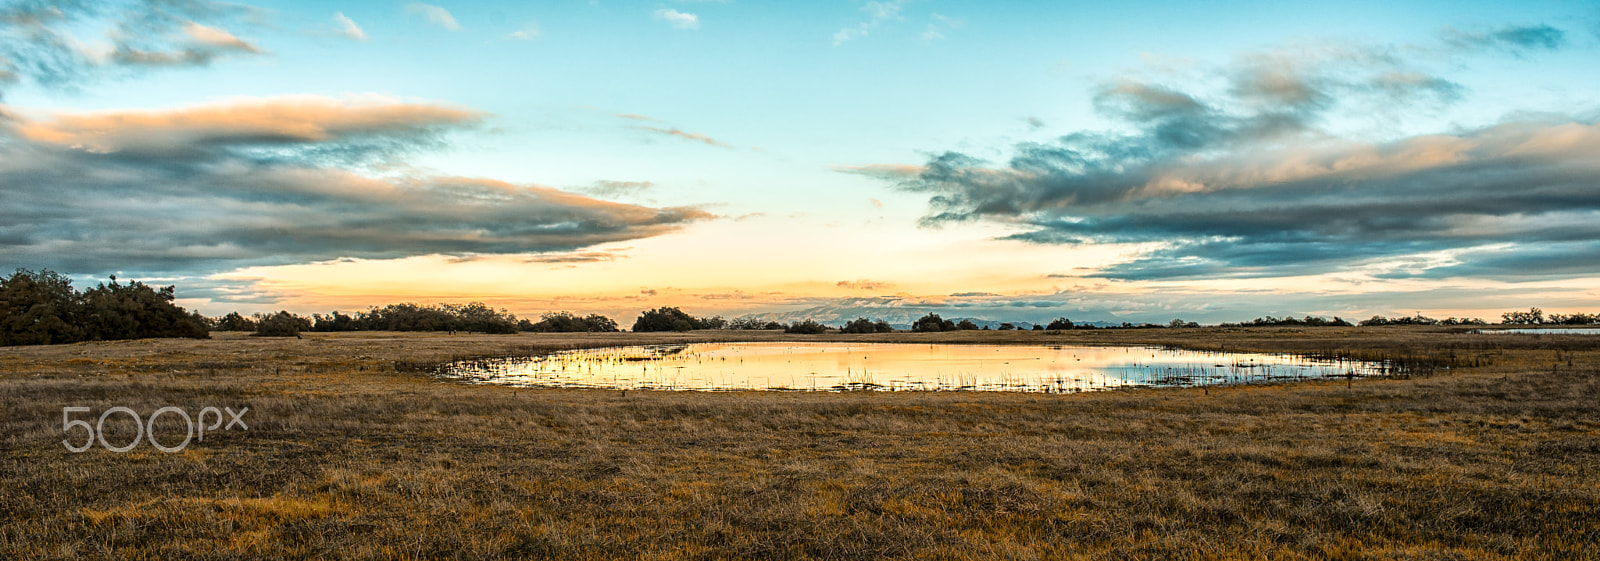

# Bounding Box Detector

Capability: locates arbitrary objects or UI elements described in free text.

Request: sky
[3,0,1600,325]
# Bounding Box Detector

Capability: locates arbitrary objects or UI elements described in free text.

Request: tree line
[0,269,209,346]
[9,268,1600,345]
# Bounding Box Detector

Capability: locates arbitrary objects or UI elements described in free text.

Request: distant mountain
[737,298,1118,330]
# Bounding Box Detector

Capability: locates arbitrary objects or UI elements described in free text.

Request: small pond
[441,342,1390,392]
[1474,328,1600,335]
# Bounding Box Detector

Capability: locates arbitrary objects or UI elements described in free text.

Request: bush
[839,317,893,333]
[523,311,619,333]
[632,307,723,332]
[911,313,956,333]
[998,322,1016,331]
[253,311,310,337]
[955,319,978,330]
[0,269,209,346]
[785,319,829,334]
[1045,317,1074,330]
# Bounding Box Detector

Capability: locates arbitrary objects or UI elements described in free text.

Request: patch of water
[1473,328,1600,335]
[441,342,1389,392]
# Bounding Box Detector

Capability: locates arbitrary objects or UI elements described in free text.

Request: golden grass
[0,327,1596,559]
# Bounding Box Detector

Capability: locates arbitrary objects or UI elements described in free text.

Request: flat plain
[2,327,1597,560]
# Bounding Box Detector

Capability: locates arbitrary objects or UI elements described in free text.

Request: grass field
[2,327,1597,559]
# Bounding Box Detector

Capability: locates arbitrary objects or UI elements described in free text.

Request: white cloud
[333,12,366,41]
[653,9,699,30]
[833,0,905,46]
[406,2,461,31]
[182,22,262,53]
[507,22,540,40]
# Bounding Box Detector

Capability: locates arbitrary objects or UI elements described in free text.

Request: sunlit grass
[1,328,1596,559]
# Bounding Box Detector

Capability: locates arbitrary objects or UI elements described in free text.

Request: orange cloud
[15,95,485,154]
[638,126,731,148]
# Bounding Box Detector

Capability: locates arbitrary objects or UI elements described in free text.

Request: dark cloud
[854,38,1599,281]
[837,279,893,291]
[522,250,627,264]
[1443,24,1566,54]
[0,0,266,96]
[582,180,656,199]
[0,96,713,275]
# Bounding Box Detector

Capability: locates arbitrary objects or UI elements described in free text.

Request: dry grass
[1,327,1597,560]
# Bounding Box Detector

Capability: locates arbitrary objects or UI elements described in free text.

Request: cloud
[0,0,268,92]
[583,180,656,199]
[407,2,460,31]
[507,22,539,40]
[837,279,893,291]
[523,250,626,264]
[854,39,1600,281]
[333,12,366,41]
[615,113,659,122]
[182,22,260,53]
[641,288,658,296]
[921,13,961,41]
[15,94,485,156]
[834,0,904,45]
[833,163,924,179]
[637,126,730,147]
[0,95,713,274]
[653,9,698,30]
[1443,24,1566,54]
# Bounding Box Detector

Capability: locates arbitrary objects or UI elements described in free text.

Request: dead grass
[1,327,1597,559]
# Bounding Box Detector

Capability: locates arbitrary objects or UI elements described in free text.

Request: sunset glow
[4,0,1599,324]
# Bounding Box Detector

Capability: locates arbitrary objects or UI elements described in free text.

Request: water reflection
[442,343,1388,392]
[1474,328,1600,335]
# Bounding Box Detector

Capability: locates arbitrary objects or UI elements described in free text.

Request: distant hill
[737,299,1119,330]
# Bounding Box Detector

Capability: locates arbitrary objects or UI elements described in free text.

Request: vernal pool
[442,342,1390,392]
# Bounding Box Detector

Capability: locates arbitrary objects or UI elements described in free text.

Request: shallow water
[1475,328,1600,335]
[442,342,1388,392]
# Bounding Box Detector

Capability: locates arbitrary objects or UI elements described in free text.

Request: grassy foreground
[1,328,1597,560]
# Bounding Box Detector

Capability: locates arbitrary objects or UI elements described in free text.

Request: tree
[1,269,208,346]
[253,311,310,337]
[955,319,978,330]
[632,307,699,332]
[839,317,880,334]
[1502,308,1544,325]
[523,311,620,332]
[785,319,829,334]
[79,279,209,341]
[0,269,84,346]
[998,322,1016,331]
[911,313,955,333]
[1046,317,1074,330]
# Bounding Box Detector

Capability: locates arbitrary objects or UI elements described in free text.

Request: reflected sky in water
[443,343,1387,392]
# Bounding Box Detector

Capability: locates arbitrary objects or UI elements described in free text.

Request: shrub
[911,313,956,333]
[785,319,829,334]
[1,269,208,346]
[253,311,310,337]
[524,311,620,333]
[1045,317,1074,330]
[839,317,879,334]
[633,307,722,332]
[955,319,978,330]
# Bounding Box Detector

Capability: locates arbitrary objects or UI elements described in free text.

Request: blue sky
[3,0,1599,324]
